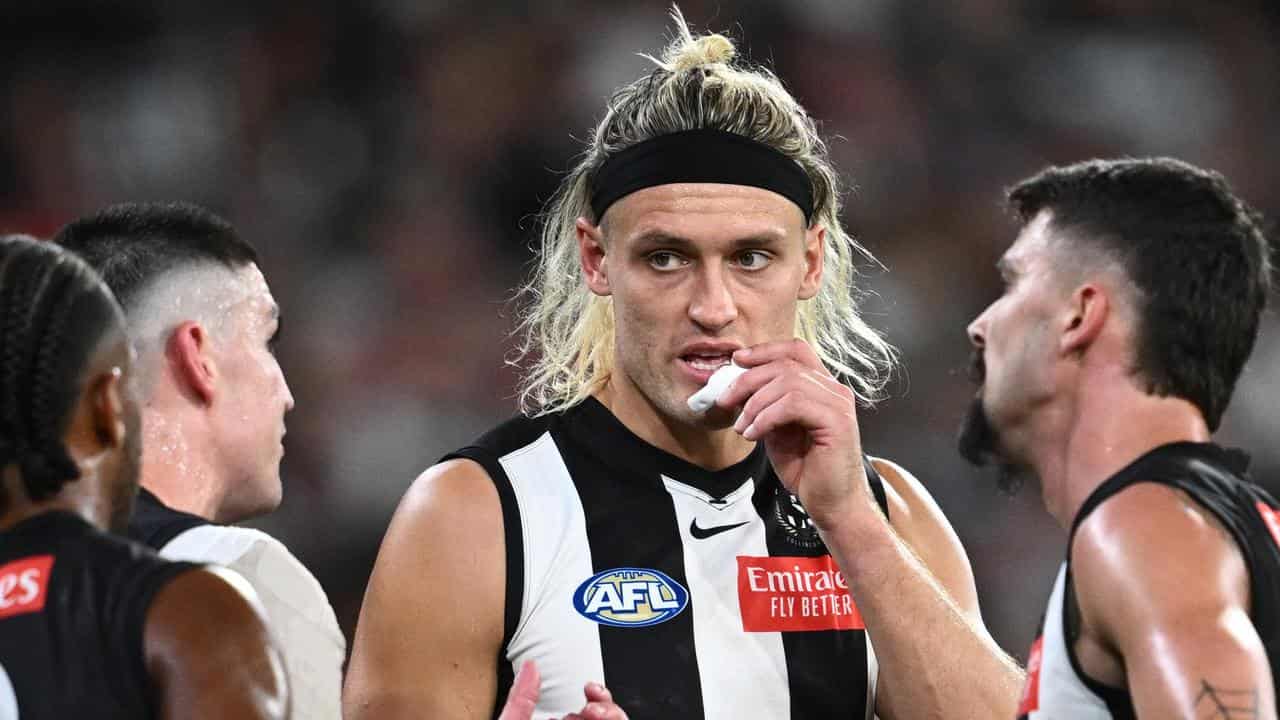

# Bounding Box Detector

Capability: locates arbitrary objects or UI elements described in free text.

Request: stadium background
[3,0,1278,663]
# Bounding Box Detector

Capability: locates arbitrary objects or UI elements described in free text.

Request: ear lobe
[576,216,611,297]
[798,224,825,300]
[90,368,127,449]
[166,322,216,405]
[1062,284,1108,355]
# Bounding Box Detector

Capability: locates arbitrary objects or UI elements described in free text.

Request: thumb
[497,661,541,720]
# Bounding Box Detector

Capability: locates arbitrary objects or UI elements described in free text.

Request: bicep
[872,458,984,624]
[145,567,289,720]
[1123,606,1275,718]
[1075,483,1277,719]
[343,459,507,720]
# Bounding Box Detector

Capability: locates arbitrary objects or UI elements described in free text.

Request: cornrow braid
[0,235,127,511]
[24,269,87,501]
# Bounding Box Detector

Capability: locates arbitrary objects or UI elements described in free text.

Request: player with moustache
[960,158,1279,719]
[346,9,1021,720]
[0,235,287,719]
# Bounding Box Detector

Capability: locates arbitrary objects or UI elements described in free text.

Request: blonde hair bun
[666,32,736,72]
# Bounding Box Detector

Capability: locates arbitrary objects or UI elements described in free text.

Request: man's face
[580,183,822,427]
[961,211,1070,471]
[209,264,293,520]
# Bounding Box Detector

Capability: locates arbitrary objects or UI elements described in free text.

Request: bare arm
[343,459,507,719]
[1073,483,1276,719]
[144,566,289,720]
[837,459,1023,720]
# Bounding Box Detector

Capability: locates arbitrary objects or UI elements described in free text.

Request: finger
[715,360,796,411]
[583,682,613,703]
[733,338,824,370]
[741,390,842,441]
[732,372,848,436]
[497,660,540,720]
[579,702,629,720]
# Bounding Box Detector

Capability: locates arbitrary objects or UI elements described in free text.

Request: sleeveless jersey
[444,397,889,720]
[128,488,347,720]
[1018,442,1280,719]
[0,511,197,720]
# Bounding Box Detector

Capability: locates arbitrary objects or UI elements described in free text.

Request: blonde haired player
[346,8,1021,719]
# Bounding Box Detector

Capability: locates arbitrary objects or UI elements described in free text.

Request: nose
[281,372,296,413]
[688,262,738,332]
[967,306,989,350]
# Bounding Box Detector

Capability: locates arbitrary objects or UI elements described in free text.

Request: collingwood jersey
[1018,442,1280,719]
[128,489,347,720]
[444,397,889,720]
[0,511,197,720]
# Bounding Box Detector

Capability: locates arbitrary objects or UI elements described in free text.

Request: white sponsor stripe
[662,476,791,720]
[500,433,604,720]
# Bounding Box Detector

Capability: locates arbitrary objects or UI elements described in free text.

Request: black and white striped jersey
[1017,442,1280,719]
[445,397,888,720]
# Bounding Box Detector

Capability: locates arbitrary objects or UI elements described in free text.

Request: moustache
[967,351,985,385]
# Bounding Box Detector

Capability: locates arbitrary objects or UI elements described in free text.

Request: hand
[498,661,628,720]
[719,339,871,529]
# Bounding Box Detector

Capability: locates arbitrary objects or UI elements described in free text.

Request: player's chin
[693,403,737,430]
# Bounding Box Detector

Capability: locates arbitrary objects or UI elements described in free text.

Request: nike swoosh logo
[690,519,750,539]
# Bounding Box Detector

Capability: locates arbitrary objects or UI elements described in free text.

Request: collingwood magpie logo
[573,568,689,628]
[774,489,823,549]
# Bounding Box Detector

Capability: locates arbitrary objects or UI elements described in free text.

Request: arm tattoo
[1196,680,1259,719]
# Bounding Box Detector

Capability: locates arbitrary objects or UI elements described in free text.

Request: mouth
[678,346,740,384]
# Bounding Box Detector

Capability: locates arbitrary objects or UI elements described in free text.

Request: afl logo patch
[573,567,689,628]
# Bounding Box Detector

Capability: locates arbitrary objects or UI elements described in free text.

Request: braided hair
[0,235,126,511]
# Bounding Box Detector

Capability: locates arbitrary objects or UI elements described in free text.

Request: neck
[0,470,108,531]
[1028,379,1211,529]
[595,380,755,471]
[139,408,223,521]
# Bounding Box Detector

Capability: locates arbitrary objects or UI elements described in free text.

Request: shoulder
[868,457,953,540]
[1071,482,1250,642]
[867,456,982,619]
[162,525,342,643]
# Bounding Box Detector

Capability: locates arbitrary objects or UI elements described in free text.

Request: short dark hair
[0,235,127,508]
[53,202,258,312]
[1008,157,1272,431]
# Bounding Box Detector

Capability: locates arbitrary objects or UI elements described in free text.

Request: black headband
[589,129,815,223]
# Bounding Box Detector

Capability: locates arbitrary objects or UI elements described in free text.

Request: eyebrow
[630,230,788,252]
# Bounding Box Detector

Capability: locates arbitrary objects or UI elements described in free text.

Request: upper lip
[678,341,743,358]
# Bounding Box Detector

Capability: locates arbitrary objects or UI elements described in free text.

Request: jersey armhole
[441,447,524,718]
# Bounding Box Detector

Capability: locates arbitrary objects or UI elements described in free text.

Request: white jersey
[129,490,345,720]
[1017,565,1113,720]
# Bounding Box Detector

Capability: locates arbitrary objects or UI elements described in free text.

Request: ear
[1061,283,1109,356]
[88,367,127,450]
[576,216,611,297]
[798,224,825,300]
[165,321,217,406]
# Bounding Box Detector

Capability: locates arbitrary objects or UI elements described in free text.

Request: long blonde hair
[513,7,896,415]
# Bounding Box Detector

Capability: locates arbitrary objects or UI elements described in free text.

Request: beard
[957,352,1024,494]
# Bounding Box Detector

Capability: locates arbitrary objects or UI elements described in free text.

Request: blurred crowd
[3,0,1277,659]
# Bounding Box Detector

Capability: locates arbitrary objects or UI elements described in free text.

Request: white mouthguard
[687,362,748,415]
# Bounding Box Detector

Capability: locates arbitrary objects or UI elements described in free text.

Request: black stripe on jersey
[442,444,526,719]
[564,445,707,719]
[127,488,208,550]
[750,459,886,720]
